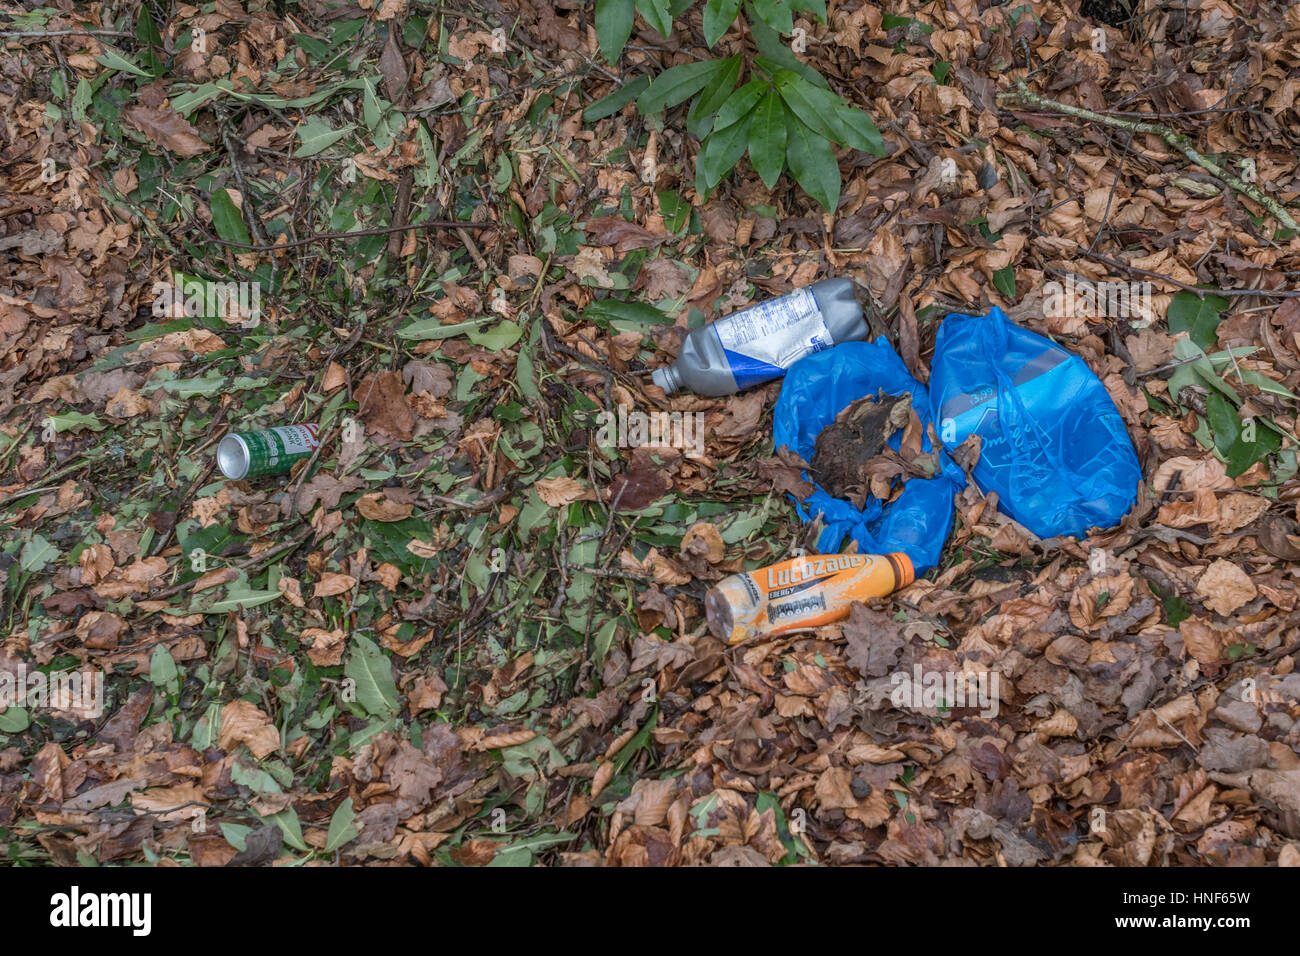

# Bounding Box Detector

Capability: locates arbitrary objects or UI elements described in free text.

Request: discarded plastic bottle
[217,424,320,480]
[705,551,913,645]
[652,278,868,396]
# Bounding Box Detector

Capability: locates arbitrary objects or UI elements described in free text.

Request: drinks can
[217,423,320,480]
[705,552,914,645]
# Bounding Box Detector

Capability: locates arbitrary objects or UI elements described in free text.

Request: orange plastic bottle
[705,552,914,645]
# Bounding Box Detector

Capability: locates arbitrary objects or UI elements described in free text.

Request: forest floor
[2,0,1300,866]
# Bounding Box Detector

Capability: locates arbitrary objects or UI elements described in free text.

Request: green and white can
[217,423,320,480]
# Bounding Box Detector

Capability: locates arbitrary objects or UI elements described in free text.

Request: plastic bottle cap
[886,552,915,588]
[651,366,678,395]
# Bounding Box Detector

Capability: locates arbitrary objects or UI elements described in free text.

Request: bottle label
[712,287,832,389]
[240,424,320,478]
[709,553,911,644]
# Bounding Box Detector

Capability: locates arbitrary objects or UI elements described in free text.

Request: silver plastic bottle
[651,278,869,396]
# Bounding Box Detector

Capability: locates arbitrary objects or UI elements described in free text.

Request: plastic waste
[929,306,1141,538]
[705,552,913,645]
[772,340,965,574]
[652,278,869,396]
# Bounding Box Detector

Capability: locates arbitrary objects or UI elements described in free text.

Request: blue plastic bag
[772,340,965,573]
[930,306,1141,538]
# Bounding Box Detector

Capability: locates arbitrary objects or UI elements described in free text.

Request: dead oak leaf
[104,386,149,418]
[608,465,669,511]
[302,628,345,666]
[357,370,415,442]
[536,476,593,507]
[641,257,691,300]
[843,603,907,678]
[1195,559,1257,616]
[356,491,415,522]
[122,105,209,157]
[758,446,816,500]
[314,573,358,597]
[219,700,280,759]
[1180,618,1222,664]
[583,216,668,254]
[680,521,724,563]
[290,473,363,515]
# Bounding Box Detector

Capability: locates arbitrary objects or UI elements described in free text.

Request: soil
[810,391,913,504]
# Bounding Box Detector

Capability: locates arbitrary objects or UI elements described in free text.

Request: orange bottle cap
[886,552,915,588]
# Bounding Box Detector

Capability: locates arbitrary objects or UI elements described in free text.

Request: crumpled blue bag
[772,340,966,574]
[930,306,1141,538]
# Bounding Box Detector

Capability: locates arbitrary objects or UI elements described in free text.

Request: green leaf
[657,190,690,232]
[46,411,103,434]
[1205,391,1240,457]
[715,79,766,131]
[516,338,541,402]
[467,320,524,351]
[828,100,886,156]
[265,807,310,852]
[96,45,151,77]
[703,0,743,46]
[199,586,282,614]
[594,618,619,663]
[749,89,788,189]
[882,14,935,33]
[1167,290,1229,350]
[799,0,828,20]
[584,75,650,120]
[148,645,179,692]
[345,635,400,719]
[152,373,236,398]
[748,14,827,87]
[1205,392,1281,478]
[595,0,636,61]
[754,0,795,34]
[0,708,30,734]
[20,534,58,573]
[772,69,884,154]
[1169,336,1241,406]
[636,0,674,38]
[785,113,840,211]
[71,79,93,124]
[1158,587,1191,627]
[696,113,753,194]
[324,798,360,853]
[361,77,384,132]
[136,5,163,48]
[488,831,577,866]
[294,117,354,157]
[686,55,742,138]
[1231,368,1299,400]
[637,59,732,114]
[993,265,1016,298]
[210,189,252,245]
[397,315,496,340]
[584,298,672,330]
[220,822,252,852]
[771,69,837,141]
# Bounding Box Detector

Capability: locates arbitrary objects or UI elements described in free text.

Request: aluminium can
[216,423,320,480]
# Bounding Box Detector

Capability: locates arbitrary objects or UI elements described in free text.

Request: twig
[0,29,131,38]
[420,486,512,514]
[204,220,493,252]
[0,440,113,505]
[999,80,1298,232]
[147,528,313,601]
[1077,247,1300,298]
